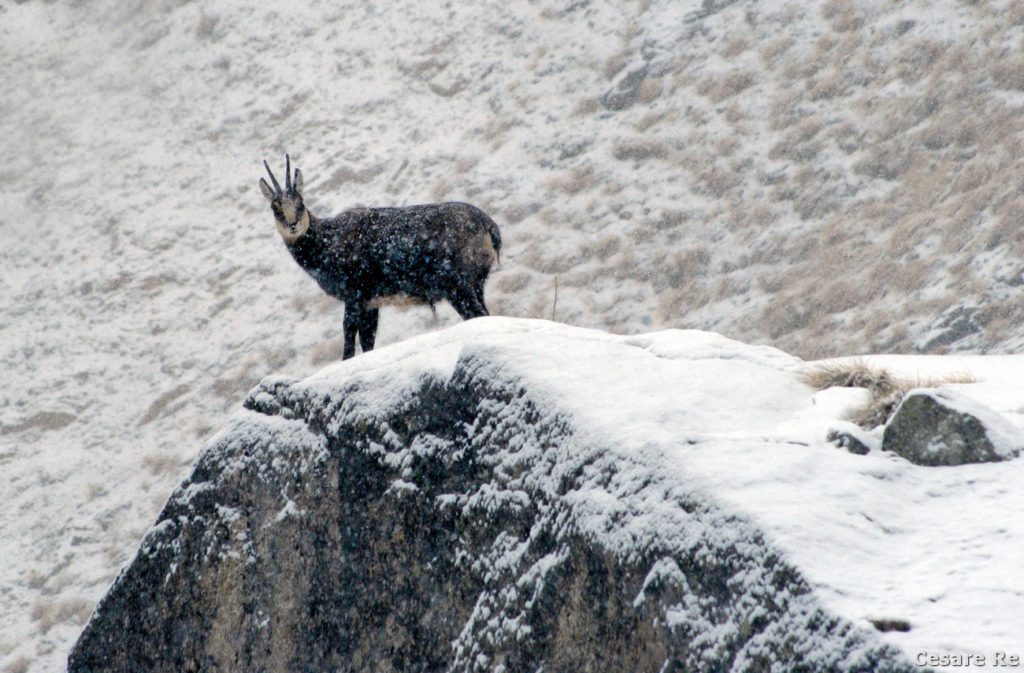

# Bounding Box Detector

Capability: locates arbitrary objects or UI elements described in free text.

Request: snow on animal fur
[260,155,502,360]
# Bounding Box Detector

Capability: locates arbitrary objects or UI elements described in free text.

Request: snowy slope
[3,0,1024,670]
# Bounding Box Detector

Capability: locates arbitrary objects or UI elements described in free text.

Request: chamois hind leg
[449,287,488,320]
[358,307,379,353]
[342,301,365,360]
[473,281,489,316]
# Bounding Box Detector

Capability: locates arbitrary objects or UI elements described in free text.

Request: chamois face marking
[260,155,309,244]
[270,194,310,244]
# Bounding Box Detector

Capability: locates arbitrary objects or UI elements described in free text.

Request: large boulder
[68,323,918,672]
[882,388,1024,466]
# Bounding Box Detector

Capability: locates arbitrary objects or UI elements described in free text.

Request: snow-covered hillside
[3,0,1024,670]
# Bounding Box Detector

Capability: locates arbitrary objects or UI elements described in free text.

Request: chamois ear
[259,178,276,202]
[293,168,303,196]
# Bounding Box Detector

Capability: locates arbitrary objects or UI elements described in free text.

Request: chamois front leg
[342,301,380,359]
[342,301,364,360]
[358,307,379,354]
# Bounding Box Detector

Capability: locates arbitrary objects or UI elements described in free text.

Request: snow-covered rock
[883,388,1024,466]
[68,320,1024,671]
[827,424,877,456]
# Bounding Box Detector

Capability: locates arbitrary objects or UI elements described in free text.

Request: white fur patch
[368,293,426,309]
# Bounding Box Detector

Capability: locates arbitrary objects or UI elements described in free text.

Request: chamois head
[260,154,309,244]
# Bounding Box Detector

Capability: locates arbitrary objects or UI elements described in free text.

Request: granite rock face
[882,388,1024,466]
[69,345,915,673]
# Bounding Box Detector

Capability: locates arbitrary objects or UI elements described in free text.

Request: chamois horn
[263,159,282,196]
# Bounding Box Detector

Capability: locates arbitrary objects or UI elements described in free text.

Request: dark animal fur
[262,158,501,359]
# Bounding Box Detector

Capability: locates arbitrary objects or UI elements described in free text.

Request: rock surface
[68,327,916,672]
[827,427,875,456]
[882,388,1024,466]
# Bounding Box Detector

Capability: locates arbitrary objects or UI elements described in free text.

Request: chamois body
[260,157,501,359]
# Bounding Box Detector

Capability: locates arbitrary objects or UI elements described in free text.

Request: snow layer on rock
[74,316,916,672]
[92,317,1015,672]
[297,319,1020,671]
[894,387,1024,459]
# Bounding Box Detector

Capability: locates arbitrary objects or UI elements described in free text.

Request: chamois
[260,155,502,359]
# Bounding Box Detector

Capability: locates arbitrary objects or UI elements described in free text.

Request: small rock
[869,618,911,633]
[600,62,649,111]
[882,389,1024,466]
[827,428,872,456]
